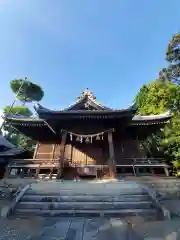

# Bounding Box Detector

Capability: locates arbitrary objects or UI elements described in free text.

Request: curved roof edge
[132,111,171,121]
[5,114,44,122]
[5,109,171,122]
[34,103,136,114]
[0,135,25,156]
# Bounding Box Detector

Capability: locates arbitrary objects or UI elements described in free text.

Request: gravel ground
[0,217,46,240]
[0,217,180,239]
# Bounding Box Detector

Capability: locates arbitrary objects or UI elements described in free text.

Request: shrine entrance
[60,128,116,179]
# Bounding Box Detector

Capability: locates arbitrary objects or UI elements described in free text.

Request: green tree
[10,78,44,104]
[2,78,44,152]
[3,106,32,117]
[135,78,180,114]
[3,106,35,153]
[166,33,180,84]
[3,106,32,133]
[134,78,180,172]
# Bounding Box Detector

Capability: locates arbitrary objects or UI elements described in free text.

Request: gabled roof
[63,88,112,111]
[34,88,112,115]
[34,104,136,116]
[34,88,137,118]
[4,111,171,141]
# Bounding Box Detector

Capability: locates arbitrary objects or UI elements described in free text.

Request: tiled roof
[0,135,25,156]
[132,111,171,121]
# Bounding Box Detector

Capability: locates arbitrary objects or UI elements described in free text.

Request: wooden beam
[57,132,67,179]
[107,130,116,178]
[44,120,56,134]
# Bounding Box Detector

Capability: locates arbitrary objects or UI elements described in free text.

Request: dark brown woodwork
[5,89,170,179]
[72,144,100,165]
[35,166,40,178]
[57,132,67,179]
[108,131,116,178]
[52,144,56,161]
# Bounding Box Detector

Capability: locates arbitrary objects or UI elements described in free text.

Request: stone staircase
[123,177,180,200]
[13,181,162,219]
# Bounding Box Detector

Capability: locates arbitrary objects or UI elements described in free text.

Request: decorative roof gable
[34,88,113,114]
[63,88,112,111]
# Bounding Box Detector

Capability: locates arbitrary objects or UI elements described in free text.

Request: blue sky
[0,0,179,111]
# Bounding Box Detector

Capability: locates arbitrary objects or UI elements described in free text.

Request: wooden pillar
[49,167,53,179]
[57,132,67,179]
[107,130,116,178]
[151,168,155,175]
[4,166,11,178]
[35,165,40,178]
[52,144,56,162]
[33,143,39,159]
[164,167,169,177]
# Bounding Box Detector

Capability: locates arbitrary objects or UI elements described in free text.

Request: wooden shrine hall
[5,88,171,180]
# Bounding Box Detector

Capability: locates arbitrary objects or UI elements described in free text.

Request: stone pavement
[1,217,180,239]
[160,200,180,216]
[0,217,141,240]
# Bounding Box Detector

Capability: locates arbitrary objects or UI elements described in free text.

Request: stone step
[28,184,142,191]
[18,201,153,210]
[29,183,144,191]
[26,189,148,196]
[30,181,140,187]
[15,208,157,217]
[21,194,150,202]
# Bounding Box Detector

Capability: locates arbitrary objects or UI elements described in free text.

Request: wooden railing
[8,157,168,168]
[126,158,167,165]
[8,159,60,167]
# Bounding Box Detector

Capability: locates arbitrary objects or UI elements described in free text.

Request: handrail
[9,157,167,167]
[10,157,165,161]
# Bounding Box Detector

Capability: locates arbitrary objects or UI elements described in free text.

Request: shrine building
[5,89,171,180]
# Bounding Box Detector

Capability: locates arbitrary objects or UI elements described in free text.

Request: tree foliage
[166,33,180,84]
[135,79,180,115]
[3,106,32,117]
[2,105,35,152]
[134,78,180,172]
[10,79,44,103]
[135,33,180,175]
[2,78,44,152]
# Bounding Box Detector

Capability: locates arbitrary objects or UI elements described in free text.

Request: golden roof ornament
[77,88,96,101]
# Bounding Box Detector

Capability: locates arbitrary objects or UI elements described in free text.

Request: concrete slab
[1,216,180,239]
[132,219,180,239]
[160,200,180,216]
